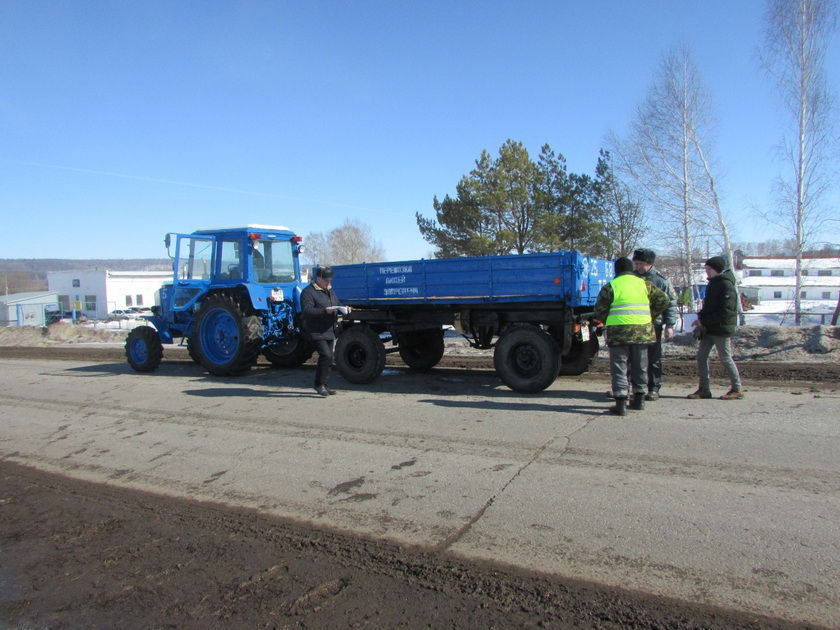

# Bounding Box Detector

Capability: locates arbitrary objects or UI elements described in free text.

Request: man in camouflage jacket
[632,248,678,400]
[594,257,670,415]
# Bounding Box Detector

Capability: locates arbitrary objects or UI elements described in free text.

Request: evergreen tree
[417,140,612,257]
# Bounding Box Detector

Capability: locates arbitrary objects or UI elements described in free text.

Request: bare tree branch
[303,219,386,267]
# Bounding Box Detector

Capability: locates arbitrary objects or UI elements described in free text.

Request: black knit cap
[705,256,726,273]
[315,265,334,279]
[614,257,634,274]
[632,248,656,264]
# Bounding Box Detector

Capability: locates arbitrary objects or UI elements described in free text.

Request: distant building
[47,270,172,320]
[738,256,840,303]
[0,291,59,326]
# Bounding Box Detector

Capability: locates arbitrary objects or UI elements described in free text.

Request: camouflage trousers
[609,344,649,398]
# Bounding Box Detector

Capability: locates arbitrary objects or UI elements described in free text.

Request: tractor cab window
[253,240,296,283]
[220,240,242,279]
[250,240,266,271]
[177,237,213,280]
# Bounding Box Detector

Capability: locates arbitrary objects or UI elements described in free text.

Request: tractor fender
[238,283,272,312]
[141,315,175,344]
[239,282,304,314]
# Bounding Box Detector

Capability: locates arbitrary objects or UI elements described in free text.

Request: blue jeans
[697,334,741,392]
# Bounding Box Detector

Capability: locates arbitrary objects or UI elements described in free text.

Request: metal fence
[740,311,837,326]
[674,310,837,331]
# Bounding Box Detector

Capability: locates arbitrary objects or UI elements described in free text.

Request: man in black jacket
[300,266,349,396]
[688,256,743,400]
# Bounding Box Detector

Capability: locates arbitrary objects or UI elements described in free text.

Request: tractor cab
[160,225,305,315]
[128,224,313,376]
[184,224,303,285]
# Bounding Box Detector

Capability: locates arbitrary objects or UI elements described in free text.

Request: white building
[738,256,840,303]
[0,291,59,326]
[47,270,172,319]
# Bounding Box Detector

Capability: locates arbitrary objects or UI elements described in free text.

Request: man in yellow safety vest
[594,257,670,416]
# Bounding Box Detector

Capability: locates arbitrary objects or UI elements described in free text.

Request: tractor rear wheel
[398,328,445,371]
[263,334,314,368]
[185,336,201,364]
[193,294,262,376]
[125,325,163,372]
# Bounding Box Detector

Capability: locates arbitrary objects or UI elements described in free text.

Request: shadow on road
[61,360,612,405]
[418,398,605,414]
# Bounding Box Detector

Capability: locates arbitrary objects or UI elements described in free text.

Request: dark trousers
[647,325,663,393]
[312,338,334,387]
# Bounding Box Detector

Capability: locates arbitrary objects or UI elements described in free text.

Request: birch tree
[612,50,700,296]
[691,137,743,323]
[610,47,731,302]
[304,219,385,266]
[761,0,837,324]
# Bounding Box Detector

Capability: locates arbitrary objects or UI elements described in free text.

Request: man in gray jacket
[632,249,678,400]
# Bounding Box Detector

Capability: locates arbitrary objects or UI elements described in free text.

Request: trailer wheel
[125,325,163,372]
[494,324,560,393]
[335,325,386,384]
[558,336,599,376]
[263,334,314,368]
[398,328,445,371]
[194,294,262,376]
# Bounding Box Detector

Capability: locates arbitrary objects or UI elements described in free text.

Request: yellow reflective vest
[606,274,652,326]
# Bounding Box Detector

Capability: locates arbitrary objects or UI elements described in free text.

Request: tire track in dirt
[0,460,817,630]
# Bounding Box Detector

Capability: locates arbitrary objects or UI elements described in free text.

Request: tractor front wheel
[125,325,163,372]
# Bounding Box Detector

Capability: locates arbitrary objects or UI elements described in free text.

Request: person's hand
[663,326,675,340]
[345,305,352,314]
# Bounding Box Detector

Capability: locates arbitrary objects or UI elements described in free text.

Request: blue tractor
[125,225,312,375]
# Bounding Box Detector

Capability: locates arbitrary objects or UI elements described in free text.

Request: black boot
[609,397,627,416]
[629,392,645,410]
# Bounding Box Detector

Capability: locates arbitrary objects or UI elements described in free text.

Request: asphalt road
[1,355,838,627]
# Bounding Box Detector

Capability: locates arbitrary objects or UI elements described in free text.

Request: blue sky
[1,0,838,261]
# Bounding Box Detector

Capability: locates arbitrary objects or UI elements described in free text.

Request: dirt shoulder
[0,460,817,630]
[2,343,838,386]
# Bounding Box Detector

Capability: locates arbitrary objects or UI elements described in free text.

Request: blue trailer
[330,251,613,393]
